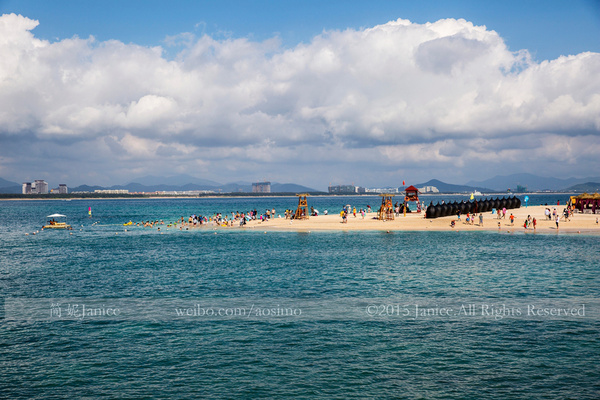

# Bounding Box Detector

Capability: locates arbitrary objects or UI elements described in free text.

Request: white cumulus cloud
[0,13,598,187]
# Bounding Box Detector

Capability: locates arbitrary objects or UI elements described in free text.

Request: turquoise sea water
[1,196,599,399]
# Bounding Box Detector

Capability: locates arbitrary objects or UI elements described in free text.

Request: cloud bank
[0,13,598,186]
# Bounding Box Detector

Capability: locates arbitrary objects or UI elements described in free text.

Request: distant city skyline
[0,1,599,188]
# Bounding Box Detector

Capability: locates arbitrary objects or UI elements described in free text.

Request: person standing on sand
[479,214,483,226]
[510,213,514,225]
[533,218,537,231]
[555,215,559,230]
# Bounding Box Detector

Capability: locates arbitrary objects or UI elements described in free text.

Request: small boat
[43,214,72,230]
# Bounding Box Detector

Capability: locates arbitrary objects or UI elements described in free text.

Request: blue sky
[0,0,599,188]
[3,0,599,61]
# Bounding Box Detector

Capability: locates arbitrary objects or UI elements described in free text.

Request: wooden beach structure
[404,185,420,203]
[404,185,420,214]
[570,192,600,214]
[294,194,309,219]
[378,194,395,220]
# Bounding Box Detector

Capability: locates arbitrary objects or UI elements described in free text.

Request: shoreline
[148,205,599,235]
[0,192,583,201]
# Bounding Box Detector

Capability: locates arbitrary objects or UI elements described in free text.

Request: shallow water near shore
[1,197,599,399]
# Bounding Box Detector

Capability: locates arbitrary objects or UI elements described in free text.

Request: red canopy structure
[404,185,420,202]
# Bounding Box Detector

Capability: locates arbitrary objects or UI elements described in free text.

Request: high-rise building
[418,186,439,193]
[59,184,68,194]
[252,182,271,193]
[22,182,32,194]
[34,180,48,194]
[328,185,357,194]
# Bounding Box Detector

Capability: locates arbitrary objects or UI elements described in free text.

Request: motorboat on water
[43,213,72,230]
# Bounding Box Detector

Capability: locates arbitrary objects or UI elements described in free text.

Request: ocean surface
[1,195,599,399]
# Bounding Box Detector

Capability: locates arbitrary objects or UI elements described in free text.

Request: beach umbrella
[464,202,472,214]
[497,198,504,210]
[450,203,456,216]
[441,204,450,217]
[434,203,442,218]
[481,199,490,212]
[505,197,513,209]
[491,198,499,210]
[426,205,435,219]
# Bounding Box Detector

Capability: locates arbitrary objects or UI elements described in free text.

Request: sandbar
[238,205,600,234]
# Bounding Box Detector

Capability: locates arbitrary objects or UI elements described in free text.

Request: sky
[0,0,599,189]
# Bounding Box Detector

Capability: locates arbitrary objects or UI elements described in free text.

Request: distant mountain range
[68,181,319,194]
[2,173,599,194]
[0,177,20,194]
[0,174,320,194]
[128,174,221,187]
[414,179,493,194]
[562,182,600,193]
[466,173,600,192]
[414,175,600,193]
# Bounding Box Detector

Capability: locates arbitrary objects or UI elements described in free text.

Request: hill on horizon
[0,177,19,188]
[414,179,493,193]
[68,181,319,194]
[0,177,21,193]
[562,182,600,193]
[126,174,221,187]
[3,173,597,195]
[466,173,600,192]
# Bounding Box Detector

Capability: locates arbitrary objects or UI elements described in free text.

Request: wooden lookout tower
[294,193,309,219]
[378,194,395,220]
[404,185,420,203]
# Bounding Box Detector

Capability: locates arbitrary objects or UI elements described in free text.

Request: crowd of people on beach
[131,208,281,230]
[340,206,370,223]
[131,202,382,229]
[451,210,484,228]
[125,199,591,232]
[447,201,581,232]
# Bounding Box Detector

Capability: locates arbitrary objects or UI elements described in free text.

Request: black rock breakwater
[425,196,521,219]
